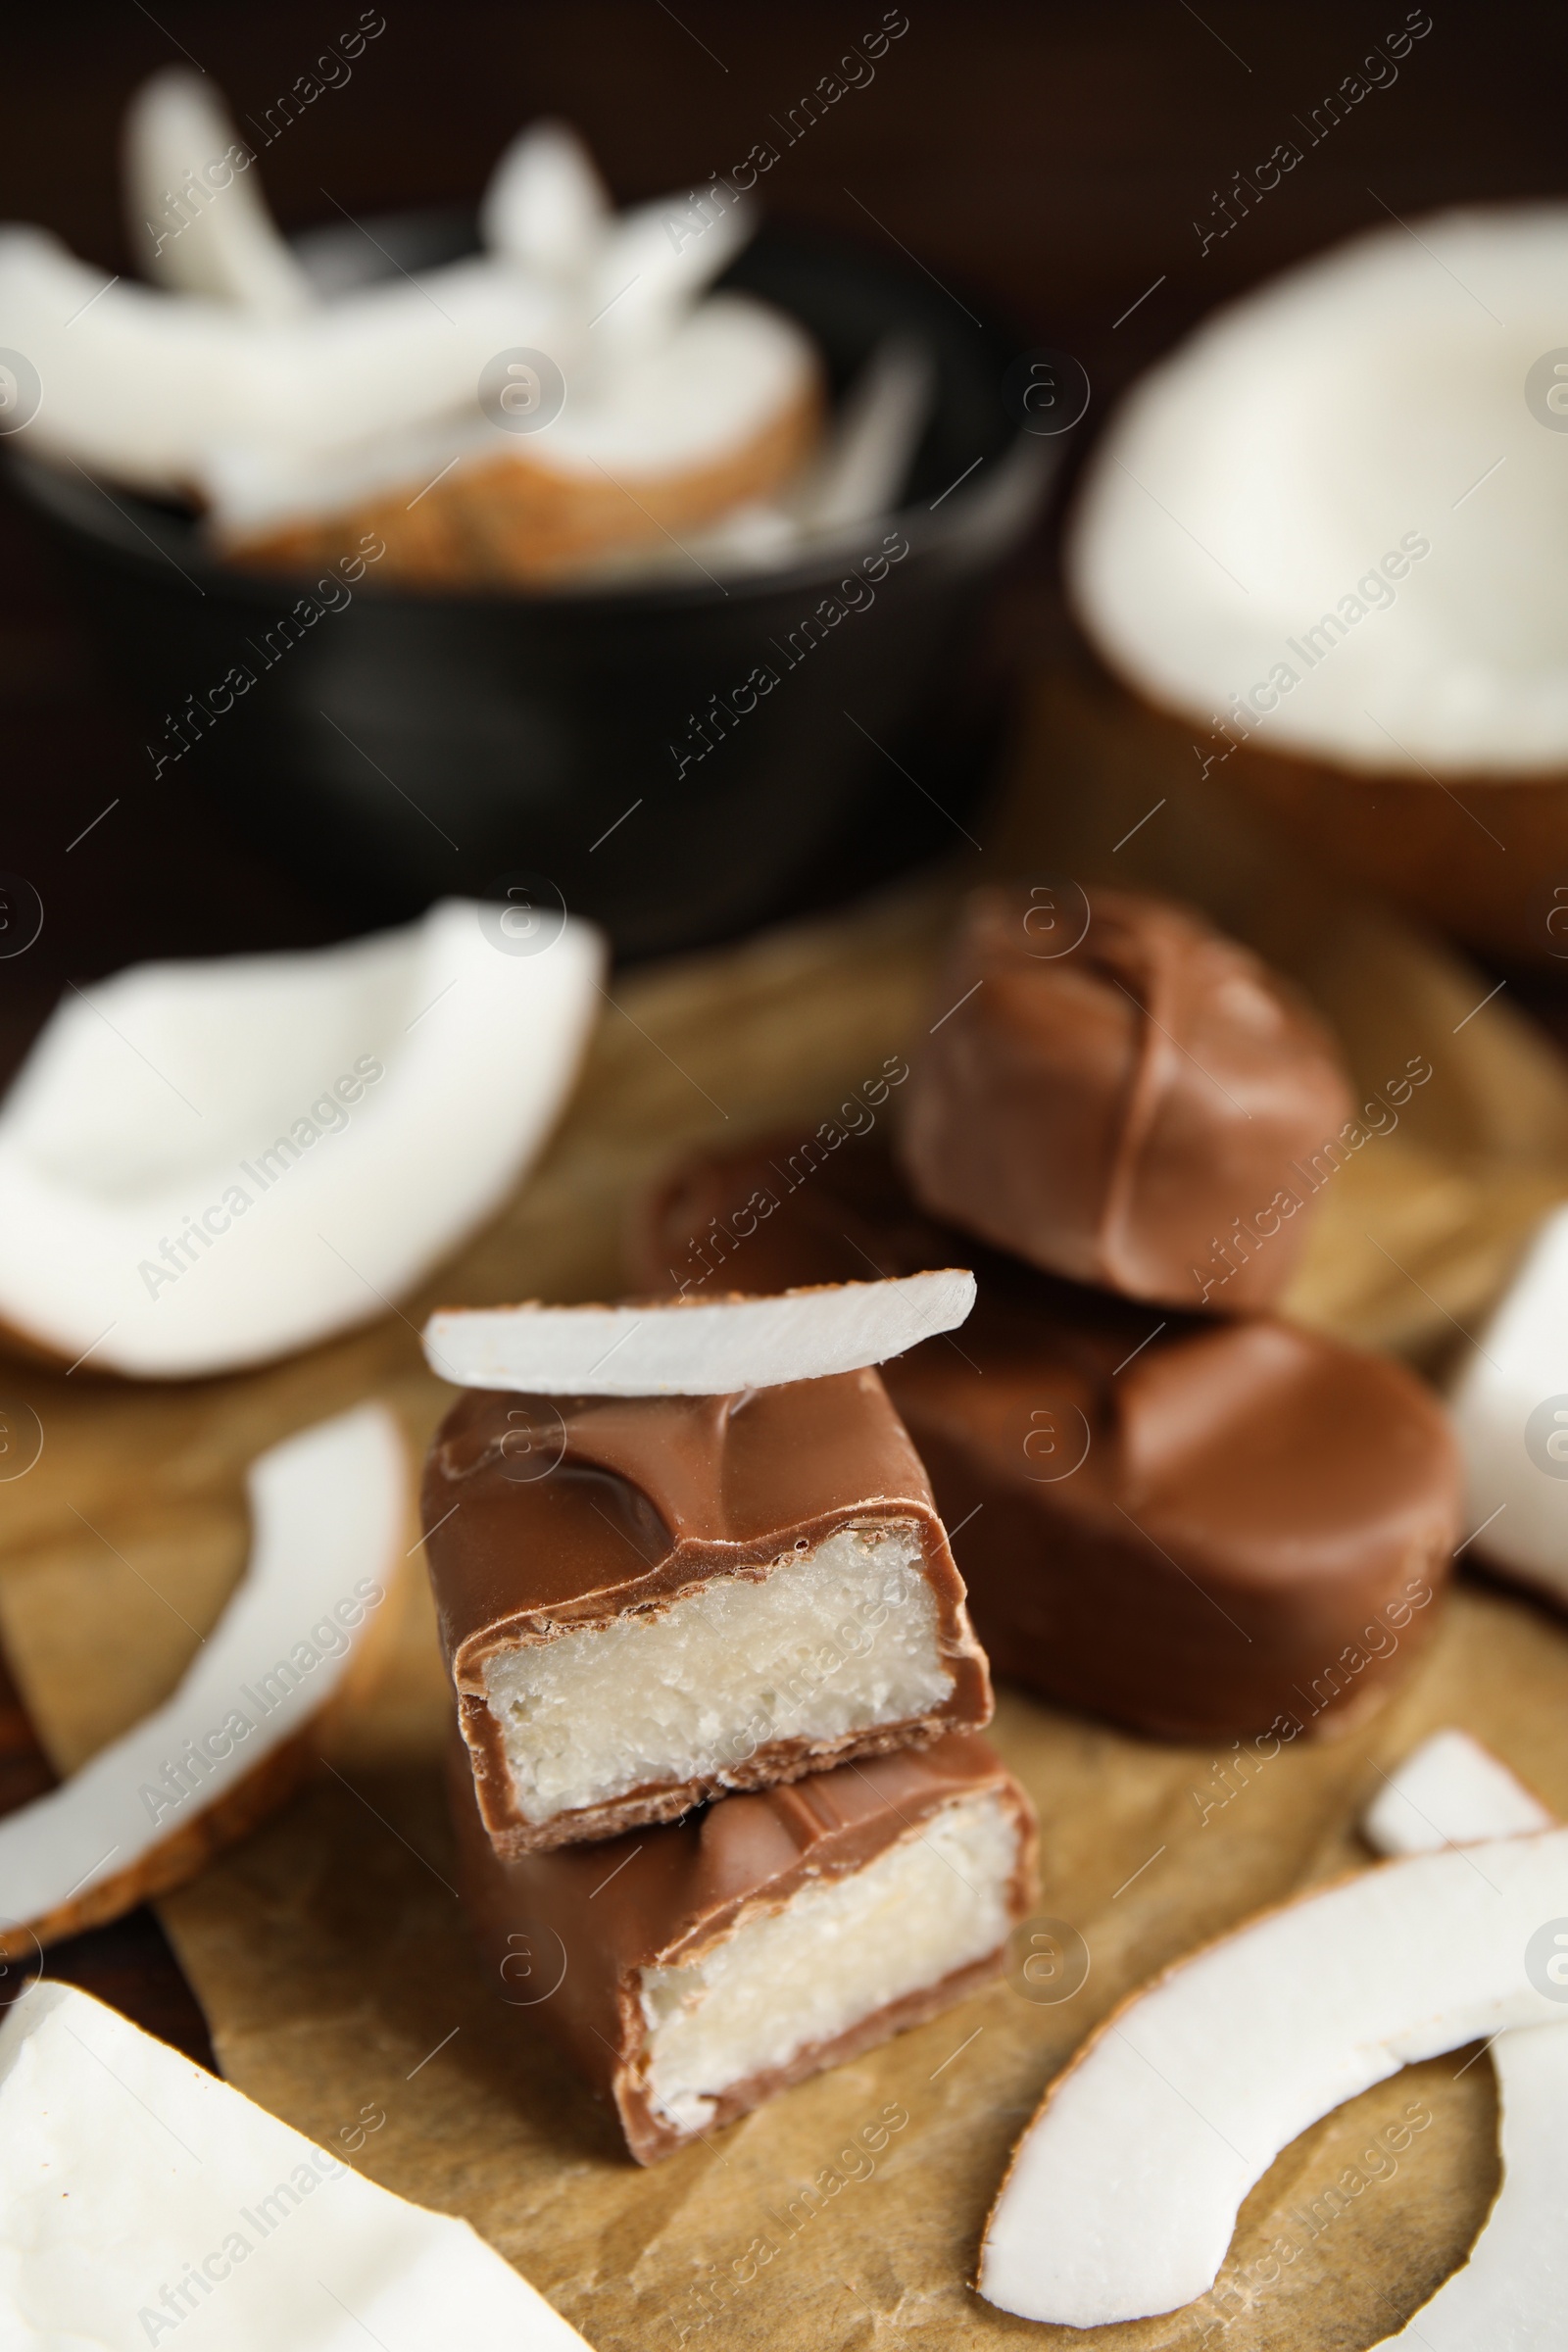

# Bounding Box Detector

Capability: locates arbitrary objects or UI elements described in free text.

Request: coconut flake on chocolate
[422,1269,974,1395]
[1450,1205,1568,1605]
[1362,1728,1552,1857]
[1069,206,1568,777]
[0,1982,588,2347]
[0,1404,404,1957]
[979,1829,1568,2326]
[0,899,602,1378]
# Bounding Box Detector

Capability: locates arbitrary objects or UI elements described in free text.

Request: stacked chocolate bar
[418,1276,1037,2162]
[633,886,1463,1745]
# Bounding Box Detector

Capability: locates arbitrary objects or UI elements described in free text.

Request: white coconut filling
[481,1522,952,1825]
[640,1788,1018,2132]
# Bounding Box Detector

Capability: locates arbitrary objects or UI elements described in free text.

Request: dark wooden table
[0,0,1563,2052]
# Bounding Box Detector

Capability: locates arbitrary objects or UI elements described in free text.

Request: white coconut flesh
[479,119,612,281]
[422,1268,976,1395]
[1,78,792,512]
[1358,1731,1568,2350]
[1362,1728,1552,1856]
[0,1982,588,2348]
[1449,1204,1568,1599]
[0,899,603,1378]
[1069,206,1568,774]
[978,1828,1568,2327]
[0,1404,404,1951]
[0,225,572,497]
[123,67,317,318]
[202,292,817,546]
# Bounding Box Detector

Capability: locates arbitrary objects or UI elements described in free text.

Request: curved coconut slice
[0,1404,404,1957]
[1359,1736,1568,2351]
[1450,1205,1568,1602]
[978,1828,1568,2327]
[583,192,757,367]
[123,68,317,316]
[1362,1728,1553,1857]
[0,225,570,494]
[422,1270,976,1395]
[0,900,602,1378]
[1367,2023,1568,2352]
[788,335,933,534]
[644,336,934,580]
[479,118,612,280]
[1069,206,1568,774]
[0,1982,589,2347]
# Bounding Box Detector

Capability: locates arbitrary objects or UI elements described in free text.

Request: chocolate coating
[422,1371,992,1852]
[900,884,1355,1311]
[448,1725,1037,2163]
[631,1136,1461,1743]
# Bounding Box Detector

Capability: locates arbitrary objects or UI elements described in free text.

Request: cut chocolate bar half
[422,1369,992,1853]
[450,1727,1037,2162]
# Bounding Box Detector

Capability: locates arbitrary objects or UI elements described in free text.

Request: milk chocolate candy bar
[632,1137,1460,1743]
[449,1726,1037,2163]
[421,1371,992,1854]
[899,884,1354,1312]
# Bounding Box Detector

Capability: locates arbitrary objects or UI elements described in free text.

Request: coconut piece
[422,1269,975,1396]
[1450,1205,1568,1604]
[0,1404,404,1957]
[0,899,602,1379]
[212,290,821,586]
[0,1981,588,2346]
[123,68,317,317]
[1364,2023,1568,2351]
[1362,1729,1553,1856]
[978,1828,1568,2327]
[479,119,612,280]
[1068,205,1568,778]
[0,224,571,496]
[625,335,934,580]
[788,334,933,534]
[1357,1738,1568,2350]
[579,192,757,367]
[1066,207,1568,960]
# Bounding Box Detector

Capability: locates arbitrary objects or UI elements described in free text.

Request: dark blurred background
[1,1,1560,1062]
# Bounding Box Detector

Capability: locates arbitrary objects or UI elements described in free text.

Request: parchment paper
[3,654,1567,2350]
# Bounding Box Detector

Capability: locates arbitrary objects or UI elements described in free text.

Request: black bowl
[9,219,1055,958]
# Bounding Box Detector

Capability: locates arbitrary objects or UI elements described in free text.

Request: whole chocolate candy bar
[899,884,1355,1312]
[450,1725,1037,2162]
[631,1136,1460,1743]
[422,1370,992,1853]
